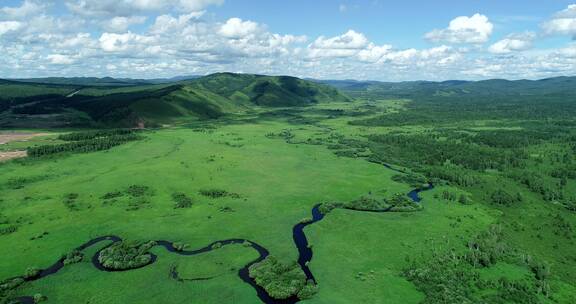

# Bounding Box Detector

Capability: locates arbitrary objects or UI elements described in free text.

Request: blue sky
[0,0,575,81]
[213,1,567,47]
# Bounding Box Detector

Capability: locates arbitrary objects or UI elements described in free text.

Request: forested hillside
[0,73,350,128]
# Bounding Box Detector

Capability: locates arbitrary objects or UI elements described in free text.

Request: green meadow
[0,118,416,303]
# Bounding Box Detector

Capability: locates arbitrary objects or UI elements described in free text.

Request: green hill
[191,73,350,106]
[0,73,351,128]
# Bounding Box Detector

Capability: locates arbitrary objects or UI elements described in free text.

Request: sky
[0,0,575,81]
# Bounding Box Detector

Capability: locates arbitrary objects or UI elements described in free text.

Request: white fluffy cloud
[216,18,306,58]
[92,14,306,61]
[426,13,493,44]
[557,43,576,58]
[305,29,462,68]
[463,50,576,79]
[357,44,393,63]
[218,18,261,39]
[103,16,147,32]
[542,4,576,37]
[66,0,223,16]
[1,0,45,19]
[383,45,462,66]
[308,30,370,58]
[99,32,155,52]
[150,12,204,34]
[312,30,369,50]
[0,21,22,36]
[489,32,536,54]
[55,33,95,48]
[47,54,76,65]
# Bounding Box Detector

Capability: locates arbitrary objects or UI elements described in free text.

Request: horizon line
[2,72,575,84]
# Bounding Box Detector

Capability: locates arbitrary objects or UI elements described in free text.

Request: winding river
[14,183,434,304]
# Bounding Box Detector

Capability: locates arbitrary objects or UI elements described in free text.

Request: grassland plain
[0,119,416,303]
[1,95,575,303]
[241,99,576,303]
[305,188,496,304]
[303,100,576,303]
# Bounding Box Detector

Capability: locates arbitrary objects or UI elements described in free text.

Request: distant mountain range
[314,76,576,99]
[0,73,350,128]
[1,73,575,128]
[9,75,202,86]
[9,74,575,99]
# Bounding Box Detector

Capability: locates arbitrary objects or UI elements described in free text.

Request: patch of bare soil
[0,150,27,162]
[0,132,50,145]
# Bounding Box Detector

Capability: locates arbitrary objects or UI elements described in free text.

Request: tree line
[28,130,142,157]
[404,225,552,303]
[58,129,137,141]
[367,133,527,171]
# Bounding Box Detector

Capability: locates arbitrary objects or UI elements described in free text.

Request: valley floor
[1,101,574,303]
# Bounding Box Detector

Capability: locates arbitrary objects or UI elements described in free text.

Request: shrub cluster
[490,189,523,206]
[248,256,317,300]
[125,185,151,197]
[62,193,80,211]
[199,189,240,199]
[0,225,17,236]
[62,250,84,265]
[346,196,389,211]
[172,242,189,251]
[404,226,551,303]
[506,170,565,202]
[99,185,153,211]
[392,173,428,188]
[23,267,40,279]
[436,190,471,204]
[265,129,294,141]
[321,192,421,213]
[464,226,510,268]
[172,192,193,208]
[33,293,47,303]
[98,241,157,270]
[101,191,123,200]
[0,277,25,302]
[386,193,422,212]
